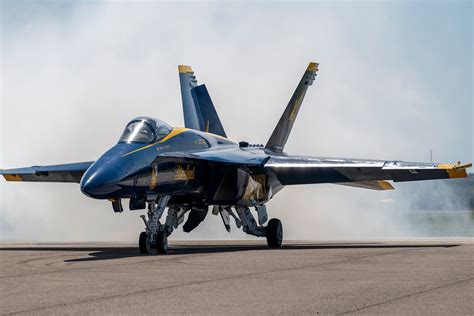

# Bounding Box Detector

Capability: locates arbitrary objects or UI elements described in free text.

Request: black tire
[266,218,283,248]
[139,232,150,254]
[156,230,168,254]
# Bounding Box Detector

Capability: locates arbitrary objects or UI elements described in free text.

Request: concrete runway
[1,240,473,315]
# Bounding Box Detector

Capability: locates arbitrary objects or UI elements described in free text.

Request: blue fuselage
[79,127,276,207]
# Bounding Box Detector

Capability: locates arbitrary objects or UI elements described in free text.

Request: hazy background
[1,1,472,241]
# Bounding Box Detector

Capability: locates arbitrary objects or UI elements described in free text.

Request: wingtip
[178,65,193,74]
[3,174,22,181]
[307,62,319,72]
[437,162,472,170]
[377,180,395,190]
[458,162,473,169]
[437,162,471,179]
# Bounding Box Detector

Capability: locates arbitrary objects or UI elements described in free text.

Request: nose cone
[80,162,122,199]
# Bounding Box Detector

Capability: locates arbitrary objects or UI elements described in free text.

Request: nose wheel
[138,195,186,255]
[138,231,169,254]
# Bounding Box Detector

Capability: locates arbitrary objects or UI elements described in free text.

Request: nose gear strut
[139,195,171,254]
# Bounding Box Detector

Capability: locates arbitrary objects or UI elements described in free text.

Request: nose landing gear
[138,195,171,254]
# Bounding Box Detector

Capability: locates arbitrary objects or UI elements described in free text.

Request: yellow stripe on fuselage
[160,127,188,143]
[122,128,188,157]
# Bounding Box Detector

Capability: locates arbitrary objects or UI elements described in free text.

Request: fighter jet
[1,62,471,253]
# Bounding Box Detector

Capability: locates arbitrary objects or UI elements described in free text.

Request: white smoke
[1,2,472,241]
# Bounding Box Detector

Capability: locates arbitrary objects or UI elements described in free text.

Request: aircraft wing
[0,161,94,183]
[264,155,471,188]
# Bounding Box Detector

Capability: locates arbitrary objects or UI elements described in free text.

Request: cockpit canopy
[119,117,172,144]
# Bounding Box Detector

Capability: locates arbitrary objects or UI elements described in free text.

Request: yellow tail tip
[178,65,193,74]
[307,62,319,72]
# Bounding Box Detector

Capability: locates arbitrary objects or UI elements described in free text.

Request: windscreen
[119,118,172,143]
[119,120,155,143]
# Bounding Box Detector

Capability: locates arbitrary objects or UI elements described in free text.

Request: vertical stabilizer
[178,65,227,137]
[265,62,319,153]
[179,65,200,130]
[191,85,227,137]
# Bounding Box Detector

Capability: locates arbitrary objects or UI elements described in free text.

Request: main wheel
[266,218,283,248]
[139,232,151,254]
[156,230,168,254]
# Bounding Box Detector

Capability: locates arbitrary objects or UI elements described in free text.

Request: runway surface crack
[338,277,474,315]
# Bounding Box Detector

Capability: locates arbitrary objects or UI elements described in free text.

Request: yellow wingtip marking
[436,164,455,169]
[454,162,472,170]
[307,62,319,72]
[437,162,470,179]
[437,162,472,170]
[447,169,468,179]
[377,180,394,190]
[3,174,22,181]
[178,65,193,73]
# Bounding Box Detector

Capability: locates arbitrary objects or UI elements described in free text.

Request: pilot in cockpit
[119,117,172,144]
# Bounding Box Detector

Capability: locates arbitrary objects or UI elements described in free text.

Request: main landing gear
[139,195,186,254]
[138,198,283,254]
[217,205,283,248]
[266,218,283,248]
